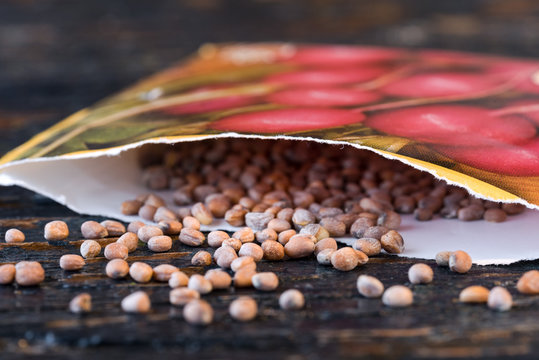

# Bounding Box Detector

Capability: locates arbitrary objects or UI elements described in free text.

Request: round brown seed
[5,228,25,243]
[80,239,101,258]
[182,216,201,230]
[319,217,346,237]
[255,228,278,243]
[292,209,316,228]
[207,231,229,248]
[230,256,256,272]
[191,251,212,266]
[364,226,389,240]
[252,272,279,291]
[0,264,16,284]
[380,230,404,254]
[516,270,539,295]
[502,203,526,215]
[232,227,255,244]
[59,254,85,271]
[382,285,413,307]
[121,291,151,313]
[238,243,264,262]
[284,235,315,258]
[449,250,472,274]
[357,275,384,298]
[408,263,433,284]
[459,285,490,303]
[279,289,305,310]
[15,261,45,286]
[215,246,238,269]
[188,274,213,294]
[458,205,484,221]
[153,264,179,282]
[104,242,129,260]
[44,220,69,241]
[169,271,189,288]
[170,288,200,306]
[106,259,129,279]
[69,293,92,314]
[234,267,256,288]
[153,206,177,223]
[205,269,232,289]
[121,200,143,215]
[377,211,401,230]
[435,251,452,267]
[488,286,512,311]
[317,248,335,265]
[267,218,291,233]
[100,220,126,237]
[278,229,296,245]
[158,220,183,235]
[353,238,381,256]
[137,225,163,243]
[483,208,507,223]
[179,228,205,247]
[183,299,213,325]
[147,235,172,252]
[224,207,247,227]
[138,204,157,221]
[222,238,242,252]
[261,240,285,261]
[81,221,108,239]
[229,296,257,321]
[300,224,329,241]
[191,202,213,225]
[127,220,145,234]
[314,237,338,256]
[116,232,139,253]
[129,262,153,283]
[245,212,274,231]
[331,247,359,272]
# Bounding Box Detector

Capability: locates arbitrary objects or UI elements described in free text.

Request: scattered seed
[207,231,229,248]
[516,270,539,295]
[169,271,189,288]
[5,228,25,243]
[449,250,472,274]
[127,221,145,234]
[183,299,213,325]
[238,243,264,262]
[435,251,452,267]
[205,269,232,289]
[153,264,179,282]
[502,203,526,215]
[314,237,338,255]
[80,240,102,258]
[179,228,205,247]
[353,238,381,256]
[215,246,238,268]
[459,285,490,303]
[279,289,305,310]
[364,226,389,240]
[158,220,183,235]
[191,202,213,225]
[267,218,292,233]
[457,205,484,221]
[230,256,256,272]
[300,224,330,241]
[234,267,256,288]
[100,220,126,236]
[408,263,433,284]
[137,225,163,243]
[261,240,285,261]
[331,247,359,271]
[15,261,45,286]
[380,230,404,254]
[106,259,129,279]
[44,220,69,241]
[0,264,16,284]
[284,235,315,258]
[121,200,143,215]
[487,286,512,311]
[316,248,335,265]
[121,291,151,313]
[116,232,139,253]
[252,272,279,291]
[232,227,255,243]
[222,238,242,252]
[414,208,433,221]
[255,228,278,243]
[69,293,92,314]
[59,254,85,271]
[81,221,108,239]
[147,235,172,252]
[170,287,200,306]
[104,242,129,260]
[483,208,507,223]
[319,217,346,237]
[138,204,157,221]
[292,209,316,229]
[277,229,296,245]
[382,285,413,307]
[129,262,153,283]
[229,296,257,321]
[191,251,212,266]
[357,275,384,298]
[153,206,177,222]
[182,216,201,230]
[188,274,213,294]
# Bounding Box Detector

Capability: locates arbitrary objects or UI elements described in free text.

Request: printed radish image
[492,100,539,125]
[211,108,365,133]
[380,72,504,98]
[162,95,259,115]
[287,46,404,66]
[418,49,496,66]
[265,67,387,87]
[266,88,382,107]
[434,141,539,176]
[365,105,536,146]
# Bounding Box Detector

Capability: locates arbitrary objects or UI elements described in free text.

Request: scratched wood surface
[1,1,539,359]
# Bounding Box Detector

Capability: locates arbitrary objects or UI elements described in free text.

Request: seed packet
[2,43,539,264]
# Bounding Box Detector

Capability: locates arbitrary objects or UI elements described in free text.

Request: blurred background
[2,0,539,155]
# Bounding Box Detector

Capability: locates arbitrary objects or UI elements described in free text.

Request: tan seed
[317,249,335,265]
[224,207,247,227]
[121,291,151,313]
[331,247,359,271]
[129,262,153,283]
[279,289,305,310]
[483,208,507,223]
[459,285,490,303]
[261,240,285,261]
[158,220,183,235]
[127,220,145,234]
[81,221,108,239]
[232,227,255,243]
[116,232,139,253]
[516,270,539,295]
[5,228,25,243]
[284,235,315,258]
[188,274,213,294]
[230,256,256,272]
[319,217,346,237]
[214,246,238,269]
[488,286,512,311]
[300,224,329,241]
[138,204,157,221]
[382,285,413,307]
[15,261,45,286]
[205,269,232,289]
[234,267,256,288]
[380,230,404,254]
[353,238,381,256]
[60,254,85,271]
[44,220,69,241]
[69,293,92,314]
[183,299,213,325]
[104,242,129,260]
[80,240,101,258]
[121,200,143,215]
[245,212,274,231]
[153,264,179,282]
[291,209,316,228]
[106,259,129,279]
[435,251,452,267]
[238,243,264,262]
[449,250,472,274]
[182,216,201,230]
[100,220,126,236]
[137,225,163,243]
[169,271,189,288]
[170,287,200,305]
[222,238,242,252]
[191,251,212,266]
[267,218,291,233]
[179,228,205,247]
[207,231,229,248]
[255,228,278,243]
[229,296,257,321]
[357,275,384,298]
[191,202,213,225]
[148,235,172,252]
[314,237,337,256]
[153,206,178,223]
[0,264,16,284]
[278,229,296,245]
[408,263,433,284]
[252,272,279,291]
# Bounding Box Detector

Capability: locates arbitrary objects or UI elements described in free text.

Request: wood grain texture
[1,1,539,358]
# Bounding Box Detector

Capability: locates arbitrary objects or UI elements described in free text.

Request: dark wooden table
[1,1,539,359]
